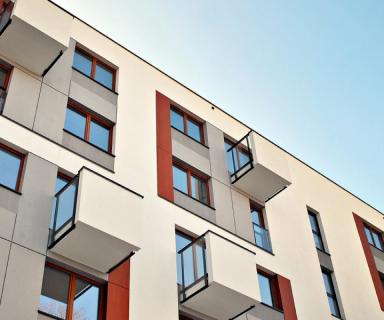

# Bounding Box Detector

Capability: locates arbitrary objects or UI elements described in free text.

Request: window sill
[331,314,343,319]
[0,183,22,195]
[255,244,274,256]
[260,302,284,314]
[63,129,115,157]
[171,126,209,149]
[37,310,64,320]
[174,188,215,210]
[316,247,331,256]
[72,67,118,94]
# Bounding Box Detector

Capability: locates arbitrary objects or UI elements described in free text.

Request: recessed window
[64,103,113,153]
[0,63,11,113]
[73,47,116,91]
[308,211,325,251]
[322,270,341,318]
[172,162,209,205]
[39,263,103,320]
[224,139,251,174]
[175,232,193,285]
[170,107,204,144]
[364,224,383,250]
[0,144,24,191]
[257,271,281,310]
[252,205,272,252]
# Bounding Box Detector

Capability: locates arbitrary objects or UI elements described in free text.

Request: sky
[52,0,384,213]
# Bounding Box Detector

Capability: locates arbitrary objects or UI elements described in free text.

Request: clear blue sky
[52,0,384,213]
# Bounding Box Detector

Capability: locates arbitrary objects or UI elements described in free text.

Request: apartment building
[0,1,383,319]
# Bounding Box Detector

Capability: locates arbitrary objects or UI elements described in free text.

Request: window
[64,103,113,153]
[252,205,272,252]
[172,162,209,205]
[170,107,204,144]
[322,270,341,318]
[0,63,11,113]
[257,271,281,310]
[308,211,325,251]
[73,47,116,90]
[175,232,193,285]
[0,143,24,191]
[50,173,71,229]
[224,139,251,174]
[39,263,103,320]
[364,224,383,251]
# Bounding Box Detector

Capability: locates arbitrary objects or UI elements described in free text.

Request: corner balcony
[0,0,72,76]
[48,167,143,273]
[179,231,259,320]
[226,131,291,202]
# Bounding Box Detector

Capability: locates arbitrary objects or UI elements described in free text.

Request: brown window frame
[257,269,282,311]
[74,46,116,91]
[364,224,384,250]
[251,204,265,228]
[0,62,11,90]
[171,106,205,144]
[39,261,105,320]
[172,161,210,206]
[65,102,114,153]
[0,143,24,192]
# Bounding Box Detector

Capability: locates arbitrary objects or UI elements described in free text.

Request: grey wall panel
[12,154,57,255]
[0,186,20,214]
[206,123,230,186]
[0,208,16,241]
[372,246,384,275]
[62,131,114,171]
[174,189,216,224]
[248,303,284,320]
[171,128,210,159]
[0,244,45,320]
[2,68,41,129]
[71,68,118,105]
[0,238,11,300]
[211,179,236,233]
[43,38,76,95]
[232,189,255,243]
[317,249,334,271]
[33,83,68,143]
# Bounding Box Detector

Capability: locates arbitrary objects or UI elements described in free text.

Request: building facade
[0,1,383,319]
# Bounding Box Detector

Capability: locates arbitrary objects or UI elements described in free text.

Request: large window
[172,162,209,205]
[39,263,103,320]
[0,63,11,113]
[224,139,251,174]
[364,224,383,251]
[308,211,325,251]
[322,270,341,318]
[0,144,24,191]
[64,103,113,153]
[170,107,204,144]
[252,205,272,252]
[257,271,281,310]
[73,47,116,91]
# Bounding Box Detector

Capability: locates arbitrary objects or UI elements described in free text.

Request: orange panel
[277,275,297,320]
[157,147,174,202]
[109,259,130,289]
[106,283,129,320]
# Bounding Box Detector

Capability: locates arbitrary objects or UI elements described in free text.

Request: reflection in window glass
[0,66,7,88]
[51,176,70,229]
[238,149,250,168]
[73,50,93,77]
[64,108,87,139]
[365,226,374,245]
[39,266,70,318]
[175,233,192,285]
[173,165,188,194]
[322,271,340,317]
[171,109,184,132]
[0,146,22,190]
[89,120,110,152]
[95,62,114,90]
[258,273,273,307]
[251,208,263,226]
[308,212,324,251]
[372,231,383,250]
[187,118,202,142]
[55,180,77,231]
[225,140,237,173]
[73,278,100,320]
[191,174,208,205]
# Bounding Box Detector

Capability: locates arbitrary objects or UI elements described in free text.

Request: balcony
[226,131,291,202]
[179,231,259,320]
[253,223,272,253]
[48,167,143,273]
[0,0,72,76]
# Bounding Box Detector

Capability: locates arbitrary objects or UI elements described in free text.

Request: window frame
[224,138,251,173]
[364,224,384,251]
[0,143,25,192]
[308,211,325,251]
[170,106,205,144]
[0,62,11,90]
[65,102,114,153]
[322,269,341,318]
[251,204,265,228]
[73,46,116,91]
[39,261,104,320]
[257,269,282,310]
[172,161,210,206]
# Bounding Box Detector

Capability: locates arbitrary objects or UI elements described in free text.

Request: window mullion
[184,114,188,135]
[66,273,76,320]
[187,170,192,196]
[85,114,91,141]
[91,58,96,79]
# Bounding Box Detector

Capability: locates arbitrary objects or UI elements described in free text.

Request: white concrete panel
[211,179,236,233]
[0,208,15,241]
[0,238,11,299]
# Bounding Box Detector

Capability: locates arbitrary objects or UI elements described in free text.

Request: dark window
[364,225,383,251]
[172,162,209,205]
[257,271,281,310]
[380,275,384,292]
[308,211,324,251]
[50,174,71,229]
[39,263,103,320]
[170,107,204,144]
[224,139,251,174]
[179,315,193,320]
[0,144,24,191]
[0,63,11,114]
[73,47,116,91]
[322,270,341,318]
[64,103,113,153]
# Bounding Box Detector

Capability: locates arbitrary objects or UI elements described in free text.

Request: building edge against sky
[0,1,383,320]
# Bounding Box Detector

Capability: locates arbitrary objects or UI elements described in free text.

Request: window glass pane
[95,62,114,89]
[238,148,250,167]
[190,174,208,205]
[328,296,340,317]
[73,50,93,77]
[195,241,206,279]
[258,273,273,306]
[322,272,333,295]
[372,231,383,250]
[50,176,70,229]
[187,118,202,142]
[64,107,87,139]
[171,109,184,132]
[313,233,324,250]
[0,147,21,190]
[55,179,77,231]
[176,233,192,284]
[0,66,7,88]
[181,246,195,287]
[173,165,188,194]
[251,208,262,226]
[365,226,374,246]
[39,266,70,319]
[309,214,318,232]
[89,120,110,152]
[73,278,100,320]
[225,140,236,173]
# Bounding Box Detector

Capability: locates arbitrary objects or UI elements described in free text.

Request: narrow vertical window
[0,63,11,114]
[257,271,282,310]
[252,206,272,252]
[322,270,341,318]
[308,211,324,251]
[0,144,24,191]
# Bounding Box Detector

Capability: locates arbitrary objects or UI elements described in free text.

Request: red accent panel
[277,275,297,320]
[353,213,384,310]
[156,91,174,202]
[109,259,130,289]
